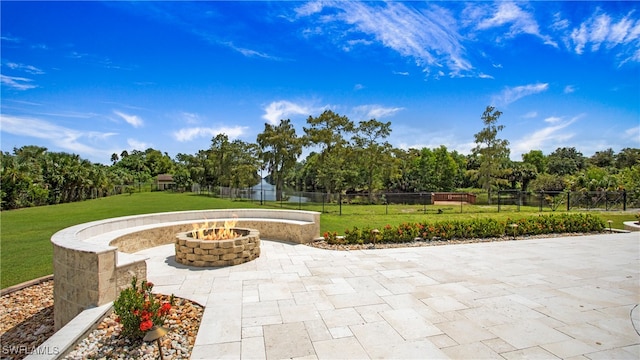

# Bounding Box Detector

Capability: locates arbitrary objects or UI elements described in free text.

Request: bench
[51,209,320,329]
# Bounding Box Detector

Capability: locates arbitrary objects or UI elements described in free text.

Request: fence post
[497,191,501,212]
[423,193,426,214]
[539,191,543,212]
[567,191,570,212]
[605,191,609,211]
[339,193,342,216]
[385,193,388,215]
[623,189,627,211]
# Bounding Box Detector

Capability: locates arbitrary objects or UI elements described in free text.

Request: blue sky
[1,1,639,164]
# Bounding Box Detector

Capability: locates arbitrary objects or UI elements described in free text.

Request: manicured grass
[0,192,254,288]
[1,192,635,288]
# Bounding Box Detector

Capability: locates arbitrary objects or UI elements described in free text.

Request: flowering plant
[113,277,174,339]
[323,231,340,244]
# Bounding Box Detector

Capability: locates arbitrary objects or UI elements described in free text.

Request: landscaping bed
[0,281,203,360]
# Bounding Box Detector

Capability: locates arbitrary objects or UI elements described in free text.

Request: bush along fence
[324,213,606,245]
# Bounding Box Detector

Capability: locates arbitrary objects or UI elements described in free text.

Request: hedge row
[324,213,605,245]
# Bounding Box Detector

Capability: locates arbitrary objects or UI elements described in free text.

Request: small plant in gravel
[323,231,340,244]
[113,277,174,340]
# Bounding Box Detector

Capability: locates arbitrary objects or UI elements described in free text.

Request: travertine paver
[136,232,640,359]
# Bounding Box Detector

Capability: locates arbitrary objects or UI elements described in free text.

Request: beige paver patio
[136,232,640,359]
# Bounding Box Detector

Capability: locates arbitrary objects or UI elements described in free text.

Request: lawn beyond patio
[0,191,635,288]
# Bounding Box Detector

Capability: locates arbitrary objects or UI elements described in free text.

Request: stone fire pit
[175,227,260,267]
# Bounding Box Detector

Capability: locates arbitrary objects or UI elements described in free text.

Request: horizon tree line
[2,106,639,210]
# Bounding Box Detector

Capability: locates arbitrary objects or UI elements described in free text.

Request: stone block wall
[52,247,119,330]
[51,209,320,330]
[175,229,260,267]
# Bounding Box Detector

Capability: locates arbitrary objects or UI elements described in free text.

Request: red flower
[141,310,151,321]
[140,319,153,332]
[115,317,121,323]
[146,282,154,288]
[160,302,171,314]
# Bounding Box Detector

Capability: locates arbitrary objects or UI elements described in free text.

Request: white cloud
[1,35,21,43]
[492,83,549,106]
[392,71,409,76]
[262,100,315,125]
[544,116,563,124]
[471,2,557,47]
[297,1,472,77]
[343,39,373,52]
[352,105,403,120]
[294,1,325,17]
[221,41,280,60]
[624,125,640,140]
[563,85,576,94]
[0,114,117,157]
[180,112,201,125]
[1,74,37,90]
[522,111,538,119]
[512,115,581,156]
[551,12,570,31]
[354,83,365,91]
[113,110,144,128]
[5,62,45,75]
[127,138,150,151]
[569,10,640,64]
[173,126,246,142]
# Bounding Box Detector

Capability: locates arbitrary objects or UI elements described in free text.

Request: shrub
[335,213,605,245]
[113,277,174,339]
[323,231,340,244]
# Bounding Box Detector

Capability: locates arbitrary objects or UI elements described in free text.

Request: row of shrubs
[323,213,606,245]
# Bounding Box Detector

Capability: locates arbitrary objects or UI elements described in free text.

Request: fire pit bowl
[175,227,260,267]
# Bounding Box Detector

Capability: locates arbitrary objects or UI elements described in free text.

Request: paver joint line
[133,233,640,359]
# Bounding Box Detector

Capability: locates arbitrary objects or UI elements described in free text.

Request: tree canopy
[2,106,639,210]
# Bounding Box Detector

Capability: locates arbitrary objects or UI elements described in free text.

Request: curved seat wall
[51,209,320,329]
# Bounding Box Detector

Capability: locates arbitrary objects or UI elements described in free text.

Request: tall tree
[471,106,510,204]
[522,150,547,174]
[383,148,421,192]
[209,134,231,187]
[615,148,640,169]
[257,119,302,201]
[547,147,586,176]
[506,162,538,192]
[226,140,260,192]
[303,110,355,197]
[589,148,615,168]
[351,119,392,200]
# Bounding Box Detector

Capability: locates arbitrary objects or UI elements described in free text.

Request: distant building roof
[156,174,174,182]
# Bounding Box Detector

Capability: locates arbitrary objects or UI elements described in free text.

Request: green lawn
[1,192,635,288]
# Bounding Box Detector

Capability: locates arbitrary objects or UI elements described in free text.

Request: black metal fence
[213,186,629,215]
[497,190,628,212]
